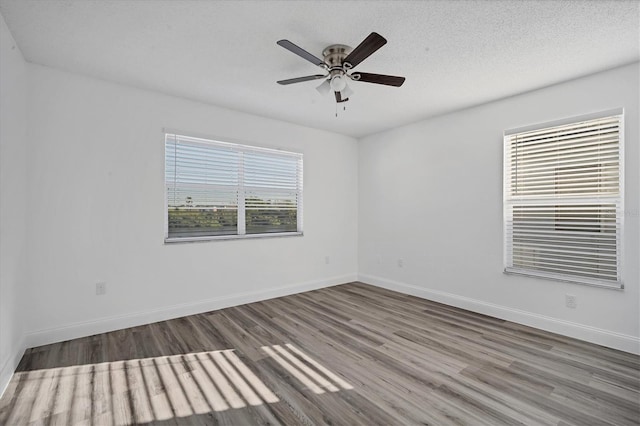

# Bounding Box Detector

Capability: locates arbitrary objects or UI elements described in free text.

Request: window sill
[503,268,623,290]
[165,231,303,244]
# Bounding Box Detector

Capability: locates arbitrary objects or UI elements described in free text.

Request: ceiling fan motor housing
[322,44,352,69]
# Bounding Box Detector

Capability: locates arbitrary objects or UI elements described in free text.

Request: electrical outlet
[96,282,106,296]
[397,258,404,268]
[565,294,577,309]
[325,256,330,265]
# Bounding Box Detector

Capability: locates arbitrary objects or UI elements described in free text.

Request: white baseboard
[25,274,357,349]
[0,335,27,400]
[358,274,640,355]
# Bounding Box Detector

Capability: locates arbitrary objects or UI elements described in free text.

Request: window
[165,132,303,242]
[503,110,623,288]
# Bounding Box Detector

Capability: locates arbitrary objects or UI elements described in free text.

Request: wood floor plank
[1,282,638,425]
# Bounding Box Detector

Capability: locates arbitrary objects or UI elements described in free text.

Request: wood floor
[1,282,638,425]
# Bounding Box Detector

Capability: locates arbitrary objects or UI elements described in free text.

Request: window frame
[163,130,304,243]
[503,109,624,289]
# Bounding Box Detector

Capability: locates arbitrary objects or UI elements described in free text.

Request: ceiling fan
[276,32,405,103]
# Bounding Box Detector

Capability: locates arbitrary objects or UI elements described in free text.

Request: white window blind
[504,111,623,288]
[165,133,303,242]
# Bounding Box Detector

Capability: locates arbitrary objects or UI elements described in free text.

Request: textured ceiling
[1,0,638,138]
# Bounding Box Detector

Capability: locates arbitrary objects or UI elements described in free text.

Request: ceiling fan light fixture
[316,79,331,95]
[330,74,347,92]
[341,84,354,99]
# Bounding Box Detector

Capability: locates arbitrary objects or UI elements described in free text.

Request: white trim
[504,107,624,136]
[237,151,246,235]
[296,156,304,234]
[0,335,27,400]
[24,274,356,349]
[357,274,640,354]
[618,112,625,292]
[165,231,303,244]
[503,268,624,290]
[162,128,304,156]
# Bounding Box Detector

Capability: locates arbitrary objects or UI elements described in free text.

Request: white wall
[358,63,640,353]
[24,64,358,346]
[0,12,28,393]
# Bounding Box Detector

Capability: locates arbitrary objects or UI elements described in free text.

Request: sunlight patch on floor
[5,349,278,426]
[261,344,353,394]
[5,345,353,425]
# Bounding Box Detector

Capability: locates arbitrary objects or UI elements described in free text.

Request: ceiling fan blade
[277,40,325,67]
[343,32,387,69]
[352,72,405,87]
[335,91,348,103]
[277,75,327,85]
